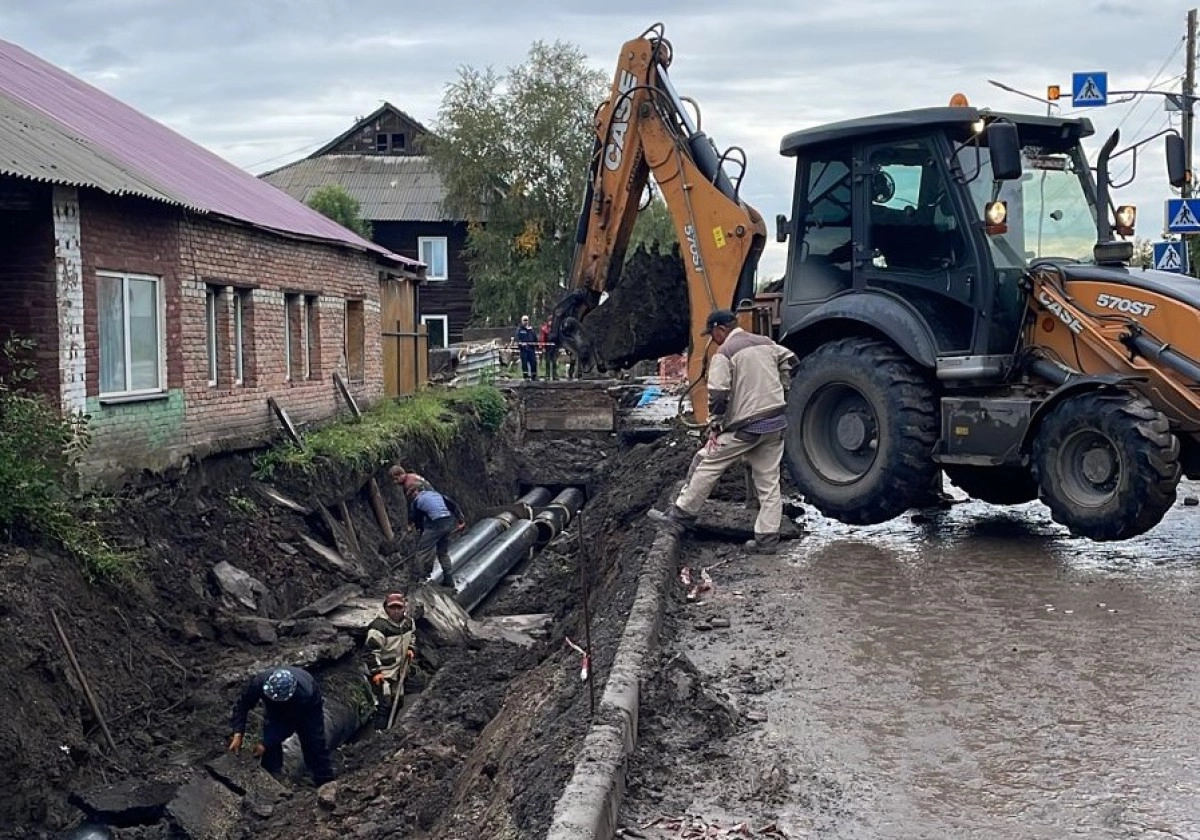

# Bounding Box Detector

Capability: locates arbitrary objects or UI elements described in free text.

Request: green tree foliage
[428,40,606,324]
[307,184,373,239]
[627,193,678,258]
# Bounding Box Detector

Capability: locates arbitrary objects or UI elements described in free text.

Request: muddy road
[621,483,1200,839]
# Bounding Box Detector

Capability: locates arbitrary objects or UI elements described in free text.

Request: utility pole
[1185,8,1196,198]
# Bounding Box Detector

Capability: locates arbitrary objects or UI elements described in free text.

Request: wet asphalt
[622,481,1200,839]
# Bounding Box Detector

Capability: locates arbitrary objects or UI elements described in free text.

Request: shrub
[0,336,130,581]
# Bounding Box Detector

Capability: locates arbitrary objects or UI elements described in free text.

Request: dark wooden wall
[373,220,472,344]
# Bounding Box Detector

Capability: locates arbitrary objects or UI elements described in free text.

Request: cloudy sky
[1,0,1194,277]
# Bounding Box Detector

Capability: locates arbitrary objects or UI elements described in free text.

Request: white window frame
[418,236,448,280]
[284,293,297,381]
[301,297,311,380]
[97,270,165,398]
[205,286,219,387]
[233,291,245,386]
[421,314,450,349]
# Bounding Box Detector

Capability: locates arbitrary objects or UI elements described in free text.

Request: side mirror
[986,121,1022,181]
[775,213,790,243]
[1166,133,1187,189]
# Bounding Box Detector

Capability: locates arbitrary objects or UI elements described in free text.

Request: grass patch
[253,385,507,478]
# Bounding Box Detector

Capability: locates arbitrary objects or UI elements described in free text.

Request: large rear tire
[1031,391,1180,541]
[944,465,1039,505]
[785,338,939,524]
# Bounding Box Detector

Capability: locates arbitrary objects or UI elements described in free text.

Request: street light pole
[986,79,1057,116]
[1184,8,1196,199]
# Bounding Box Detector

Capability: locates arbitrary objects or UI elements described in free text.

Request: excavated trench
[1,388,705,840]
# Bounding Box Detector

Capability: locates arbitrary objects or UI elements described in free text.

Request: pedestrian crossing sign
[1166,198,1200,233]
[1071,72,1107,107]
[1153,241,1187,273]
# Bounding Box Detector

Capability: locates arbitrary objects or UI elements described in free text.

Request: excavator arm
[554,23,768,422]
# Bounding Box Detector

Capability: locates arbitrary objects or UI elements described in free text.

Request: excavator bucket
[567,245,690,373]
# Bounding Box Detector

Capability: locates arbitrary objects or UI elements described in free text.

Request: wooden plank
[289,583,363,620]
[267,396,304,446]
[311,501,359,564]
[332,371,362,419]
[299,534,358,576]
[366,477,395,540]
[258,486,311,515]
[337,500,361,554]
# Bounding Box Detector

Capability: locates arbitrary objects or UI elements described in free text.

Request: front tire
[1031,391,1180,540]
[785,338,939,524]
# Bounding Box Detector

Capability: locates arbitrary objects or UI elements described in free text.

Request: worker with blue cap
[228,665,335,785]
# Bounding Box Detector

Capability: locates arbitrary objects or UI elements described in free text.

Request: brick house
[0,40,425,485]
[261,103,473,346]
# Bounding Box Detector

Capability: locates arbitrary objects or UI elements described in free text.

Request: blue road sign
[1071,71,1108,107]
[1166,198,1200,233]
[1153,240,1188,273]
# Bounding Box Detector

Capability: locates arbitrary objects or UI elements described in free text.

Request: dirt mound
[0,407,517,839]
[584,246,689,372]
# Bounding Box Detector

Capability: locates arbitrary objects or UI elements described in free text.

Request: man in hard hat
[364,592,418,724]
[648,308,798,554]
[228,665,335,786]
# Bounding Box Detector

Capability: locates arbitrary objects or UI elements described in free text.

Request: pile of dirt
[583,246,689,372]
[0,400,518,839]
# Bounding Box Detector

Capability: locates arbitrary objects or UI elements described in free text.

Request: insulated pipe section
[532,487,587,544]
[452,520,539,613]
[429,487,552,586]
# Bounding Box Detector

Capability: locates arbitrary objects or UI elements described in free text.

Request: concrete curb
[545,529,678,840]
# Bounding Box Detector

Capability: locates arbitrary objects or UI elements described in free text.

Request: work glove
[406,648,415,660]
[252,743,265,758]
[228,733,243,753]
[371,672,386,685]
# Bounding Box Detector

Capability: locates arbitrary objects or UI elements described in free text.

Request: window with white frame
[284,293,299,381]
[418,236,448,280]
[97,271,164,397]
[421,314,449,349]
[205,286,219,386]
[233,290,246,385]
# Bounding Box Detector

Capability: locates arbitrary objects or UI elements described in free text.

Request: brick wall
[77,190,385,483]
[0,177,57,391]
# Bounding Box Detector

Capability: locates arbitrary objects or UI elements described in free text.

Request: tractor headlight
[984,200,1008,234]
[1115,205,1136,236]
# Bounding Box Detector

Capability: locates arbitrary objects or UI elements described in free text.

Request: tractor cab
[772,104,1167,384]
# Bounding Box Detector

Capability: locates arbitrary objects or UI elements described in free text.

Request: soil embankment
[0,389,701,839]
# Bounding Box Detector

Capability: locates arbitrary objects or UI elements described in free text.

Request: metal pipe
[452,520,539,612]
[429,487,552,586]
[283,674,373,780]
[532,487,587,544]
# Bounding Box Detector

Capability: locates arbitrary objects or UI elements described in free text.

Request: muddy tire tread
[786,337,939,524]
[1030,391,1180,541]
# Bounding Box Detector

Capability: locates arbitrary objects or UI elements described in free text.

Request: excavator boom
[556,23,767,422]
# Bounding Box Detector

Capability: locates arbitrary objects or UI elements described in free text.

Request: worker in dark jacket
[228,666,335,786]
[515,315,539,380]
[407,482,466,587]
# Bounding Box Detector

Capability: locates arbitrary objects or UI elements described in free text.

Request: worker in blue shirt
[406,482,466,588]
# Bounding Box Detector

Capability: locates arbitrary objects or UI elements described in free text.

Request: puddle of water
[666,480,1200,838]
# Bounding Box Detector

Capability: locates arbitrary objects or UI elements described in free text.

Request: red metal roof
[0,39,421,270]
